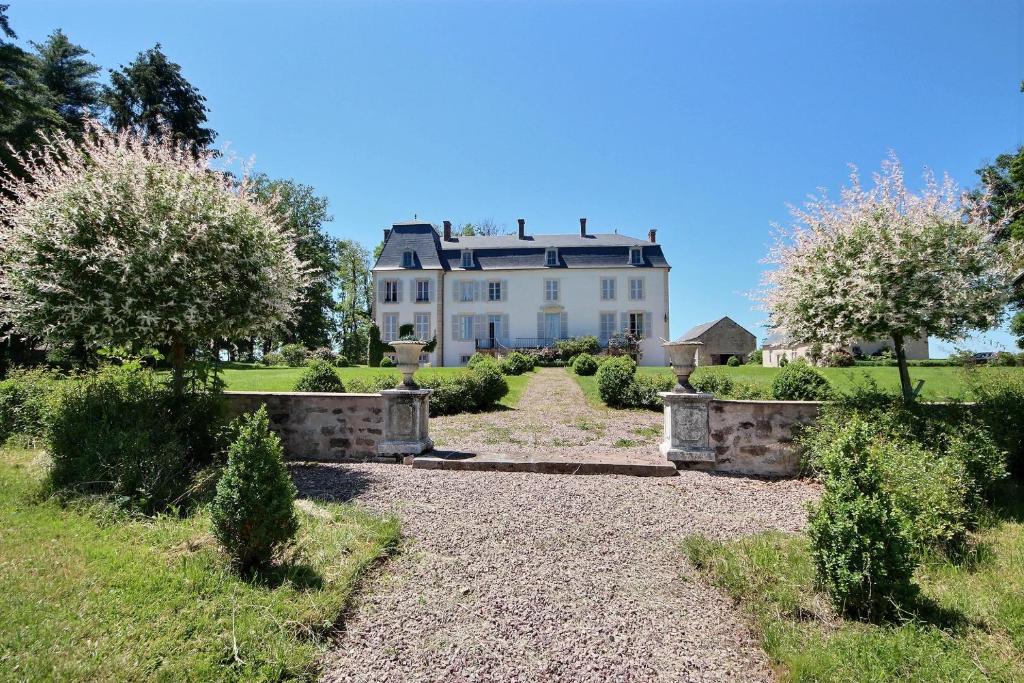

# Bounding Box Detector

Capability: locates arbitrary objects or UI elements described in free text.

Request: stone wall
[707,399,821,476]
[225,392,390,463]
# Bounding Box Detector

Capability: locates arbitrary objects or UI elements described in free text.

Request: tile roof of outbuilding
[677,316,754,342]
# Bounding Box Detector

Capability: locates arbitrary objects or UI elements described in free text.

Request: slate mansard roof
[373,221,670,271]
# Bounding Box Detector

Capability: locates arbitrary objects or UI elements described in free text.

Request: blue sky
[11,0,1023,354]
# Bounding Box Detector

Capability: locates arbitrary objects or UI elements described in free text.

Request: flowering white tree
[760,154,1021,402]
[0,120,309,392]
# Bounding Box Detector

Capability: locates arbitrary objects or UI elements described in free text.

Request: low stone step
[410,451,678,477]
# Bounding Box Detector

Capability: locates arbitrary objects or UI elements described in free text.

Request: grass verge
[681,490,1024,682]
[0,448,399,681]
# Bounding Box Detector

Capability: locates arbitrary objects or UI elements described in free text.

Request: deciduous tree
[0,121,307,393]
[759,154,1020,402]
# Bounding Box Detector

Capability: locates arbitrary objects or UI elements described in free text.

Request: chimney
[580,217,587,237]
[443,220,452,241]
[648,228,657,243]
[383,228,391,241]
[517,218,526,240]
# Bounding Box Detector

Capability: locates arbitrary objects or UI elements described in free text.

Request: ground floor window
[415,312,431,341]
[599,312,617,343]
[460,355,472,365]
[383,313,399,341]
[628,312,645,337]
[460,315,474,341]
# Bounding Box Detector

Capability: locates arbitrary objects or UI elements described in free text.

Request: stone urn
[390,340,426,389]
[663,340,704,393]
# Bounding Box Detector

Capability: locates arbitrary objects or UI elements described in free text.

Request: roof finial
[414,213,417,220]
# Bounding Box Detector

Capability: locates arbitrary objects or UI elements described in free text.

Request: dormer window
[402,250,415,268]
[629,247,643,265]
[461,250,473,268]
[545,248,558,267]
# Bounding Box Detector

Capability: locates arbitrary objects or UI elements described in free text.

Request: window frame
[599,312,617,344]
[545,248,558,267]
[459,281,475,302]
[600,277,616,301]
[628,312,645,337]
[629,277,645,301]
[415,279,430,303]
[544,278,559,302]
[459,314,474,341]
[460,250,473,268]
[382,313,399,342]
[414,312,431,341]
[383,279,400,303]
[487,280,502,302]
[402,250,415,268]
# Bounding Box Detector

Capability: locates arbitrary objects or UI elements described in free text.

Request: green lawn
[682,487,1024,682]
[0,448,399,681]
[572,364,1024,406]
[219,364,533,409]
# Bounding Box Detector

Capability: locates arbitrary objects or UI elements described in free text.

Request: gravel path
[430,368,664,461]
[295,464,819,682]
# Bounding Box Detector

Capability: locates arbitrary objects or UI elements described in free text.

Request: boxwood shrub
[770,360,832,400]
[572,353,598,376]
[292,360,345,393]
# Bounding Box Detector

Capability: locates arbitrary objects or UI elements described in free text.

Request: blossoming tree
[0,120,308,393]
[760,154,1021,402]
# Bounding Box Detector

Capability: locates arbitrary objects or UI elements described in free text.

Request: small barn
[677,316,756,365]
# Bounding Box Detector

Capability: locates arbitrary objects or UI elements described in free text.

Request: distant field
[218,364,532,409]
[573,364,1023,405]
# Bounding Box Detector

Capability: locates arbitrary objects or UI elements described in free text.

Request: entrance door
[544,313,561,342]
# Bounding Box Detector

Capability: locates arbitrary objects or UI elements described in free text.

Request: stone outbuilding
[677,316,756,366]
[761,334,930,367]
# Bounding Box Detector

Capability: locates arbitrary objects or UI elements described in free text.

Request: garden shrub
[732,382,771,400]
[261,352,285,366]
[748,349,763,365]
[823,349,855,367]
[596,356,637,408]
[280,344,308,367]
[991,351,1017,367]
[211,406,298,570]
[555,336,600,361]
[572,353,598,376]
[968,371,1024,478]
[806,416,917,620]
[778,356,789,367]
[0,367,61,444]
[690,369,734,396]
[500,351,534,375]
[334,355,350,368]
[309,347,337,363]
[345,374,399,393]
[469,358,508,407]
[47,365,225,513]
[771,361,832,400]
[627,373,674,410]
[292,360,344,393]
[726,355,741,367]
[379,356,395,368]
[466,352,489,369]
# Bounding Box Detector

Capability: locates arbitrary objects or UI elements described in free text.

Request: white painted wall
[373,267,670,367]
[373,270,443,365]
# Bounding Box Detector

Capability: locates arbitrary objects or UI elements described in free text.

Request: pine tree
[31,29,102,135]
[104,44,216,154]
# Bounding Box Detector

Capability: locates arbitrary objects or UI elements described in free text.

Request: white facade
[372,222,671,366]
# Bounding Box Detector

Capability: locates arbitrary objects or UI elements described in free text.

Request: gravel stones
[294,463,819,682]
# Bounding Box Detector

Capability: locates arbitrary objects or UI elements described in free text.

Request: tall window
[544,279,559,302]
[488,281,502,301]
[628,312,645,337]
[600,278,616,301]
[545,249,558,266]
[402,250,415,268]
[383,313,399,341]
[629,278,644,301]
[461,250,473,268]
[459,281,475,302]
[629,247,643,265]
[416,280,430,302]
[487,314,503,340]
[460,315,474,341]
[414,313,430,341]
[384,280,400,303]
[599,313,617,343]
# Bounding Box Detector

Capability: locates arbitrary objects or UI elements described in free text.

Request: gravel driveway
[294,464,818,682]
[430,368,664,462]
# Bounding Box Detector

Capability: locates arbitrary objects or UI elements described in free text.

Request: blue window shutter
[537,312,544,338]
[560,312,568,339]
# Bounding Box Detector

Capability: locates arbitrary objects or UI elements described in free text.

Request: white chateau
[371,218,671,366]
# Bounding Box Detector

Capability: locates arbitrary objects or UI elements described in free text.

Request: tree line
[0,4,375,366]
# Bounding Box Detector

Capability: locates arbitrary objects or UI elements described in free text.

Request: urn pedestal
[378,389,433,457]
[658,391,716,465]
